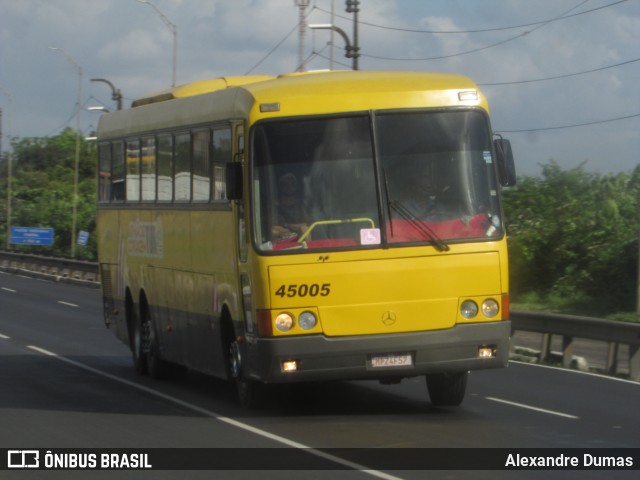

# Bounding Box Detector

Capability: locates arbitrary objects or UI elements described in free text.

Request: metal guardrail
[0,251,99,287]
[1,251,638,381]
[511,310,640,382]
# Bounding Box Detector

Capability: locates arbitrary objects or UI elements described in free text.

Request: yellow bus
[96,71,516,408]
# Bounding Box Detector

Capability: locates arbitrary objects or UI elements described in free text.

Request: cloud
[99,29,166,63]
[0,0,638,176]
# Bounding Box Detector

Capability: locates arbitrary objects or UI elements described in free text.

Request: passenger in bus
[271,173,310,240]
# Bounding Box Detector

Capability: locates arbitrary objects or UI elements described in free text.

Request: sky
[0,0,638,177]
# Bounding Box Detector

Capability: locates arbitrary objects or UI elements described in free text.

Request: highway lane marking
[1,287,16,293]
[26,344,403,480]
[0,333,10,339]
[485,396,579,419]
[58,301,79,307]
[511,359,640,386]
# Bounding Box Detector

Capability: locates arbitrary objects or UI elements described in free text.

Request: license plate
[370,353,413,368]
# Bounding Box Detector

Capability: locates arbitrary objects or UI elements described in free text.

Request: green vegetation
[0,128,97,260]
[0,131,639,318]
[504,161,640,320]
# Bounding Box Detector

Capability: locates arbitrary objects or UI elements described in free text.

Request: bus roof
[245,70,486,117]
[131,75,275,107]
[97,71,487,140]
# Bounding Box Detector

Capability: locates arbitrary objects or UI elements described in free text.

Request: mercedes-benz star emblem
[382,310,397,326]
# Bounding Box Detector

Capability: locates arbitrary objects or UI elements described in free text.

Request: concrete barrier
[0,251,99,287]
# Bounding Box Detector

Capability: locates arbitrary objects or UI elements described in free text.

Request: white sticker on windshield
[360,228,381,245]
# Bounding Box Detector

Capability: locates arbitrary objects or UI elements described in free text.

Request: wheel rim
[229,341,242,379]
[134,322,143,359]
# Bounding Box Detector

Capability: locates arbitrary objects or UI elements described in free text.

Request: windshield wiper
[383,169,450,252]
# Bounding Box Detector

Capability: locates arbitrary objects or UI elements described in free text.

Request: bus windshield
[252,109,502,252]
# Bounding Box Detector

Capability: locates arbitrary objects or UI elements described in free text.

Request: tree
[503,161,639,315]
[0,129,97,259]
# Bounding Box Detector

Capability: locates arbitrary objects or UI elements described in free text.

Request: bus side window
[213,128,231,201]
[174,132,192,202]
[141,136,157,202]
[98,142,111,203]
[126,139,141,202]
[157,133,174,201]
[193,130,211,202]
[111,140,125,201]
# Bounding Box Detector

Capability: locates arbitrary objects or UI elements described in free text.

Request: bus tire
[228,337,266,408]
[141,298,167,379]
[426,371,468,407]
[130,297,148,375]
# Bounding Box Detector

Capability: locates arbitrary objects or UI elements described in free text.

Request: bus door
[231,123,254,337]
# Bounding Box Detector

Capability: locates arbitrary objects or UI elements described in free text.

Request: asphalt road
[0,271,638,480]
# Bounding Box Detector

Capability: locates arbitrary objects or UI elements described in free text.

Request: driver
[405,171,440,219]
[271,173,310,240]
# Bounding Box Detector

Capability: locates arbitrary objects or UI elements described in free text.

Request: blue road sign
[10,227,54,246]
[77,230,90,246]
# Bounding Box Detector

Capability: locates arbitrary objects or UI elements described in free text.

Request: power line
[362,0,590,62]
[316,0,628,35]
[312,51,352,70]
[245,6,316,74]
[478,57,640,86]
[496,112,640,133]
[244,22,299,75]
[45,97,95,137]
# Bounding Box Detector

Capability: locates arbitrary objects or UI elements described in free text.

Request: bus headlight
[275,312,294,332]
[460,300,478,319]
[482,299,499,318]
[298,311,317,330]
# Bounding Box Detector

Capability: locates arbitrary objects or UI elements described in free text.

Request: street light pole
[0,84,12,250]
[308,24,359,70]
[90,78,122,110]
[50,47,82,258]
[137,0,177,87]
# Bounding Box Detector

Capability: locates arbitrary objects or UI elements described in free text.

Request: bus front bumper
[246,320,511,383]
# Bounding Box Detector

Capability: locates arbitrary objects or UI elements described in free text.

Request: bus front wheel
[426,371,468,407]
[228,339,266,408]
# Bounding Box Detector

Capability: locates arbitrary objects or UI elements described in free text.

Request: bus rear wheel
[131,305,149,375]
[142,301,167,379]
[426,371,468,407]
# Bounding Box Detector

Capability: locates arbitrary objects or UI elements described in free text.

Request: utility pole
[1,84,14,250]
[137,0,177,87]
[345,0,360,70]
[295,0,310,71]
[50,47,82,258]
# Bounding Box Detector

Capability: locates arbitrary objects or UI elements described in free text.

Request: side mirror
[494,138,516,187]
[225,162,243,200]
